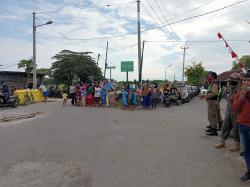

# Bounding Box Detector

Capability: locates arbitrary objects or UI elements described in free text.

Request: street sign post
[106,66,116,80]
[121,61,134,83]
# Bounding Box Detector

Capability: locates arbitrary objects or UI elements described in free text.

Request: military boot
[229,142,240,152]
[215,139,225,148]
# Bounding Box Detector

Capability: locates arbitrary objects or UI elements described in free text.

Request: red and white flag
[217,32,246,73]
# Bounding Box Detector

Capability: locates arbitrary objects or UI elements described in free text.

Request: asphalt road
[0,99,247,187]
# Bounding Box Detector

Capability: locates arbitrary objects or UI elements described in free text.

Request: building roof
[0,71,45,76]
[218,69,242,81]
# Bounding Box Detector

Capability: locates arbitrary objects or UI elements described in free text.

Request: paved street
[0,99,247,187]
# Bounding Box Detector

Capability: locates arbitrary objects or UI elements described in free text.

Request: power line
[0,60,20,67]
[0,63,18,70]
[141,0,248,34]
[141,3,173,40]
[145,39,250,43]
[177,0,218,18]
[106,44,138,55]
[45,0,247,41]
[153,0,180,41]
[144,0,176,40]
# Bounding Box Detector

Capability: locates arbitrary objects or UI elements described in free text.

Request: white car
[200,87,207,96]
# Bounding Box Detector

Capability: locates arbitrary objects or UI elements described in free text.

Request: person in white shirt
[39,83,48,102]
[94,83,101,106]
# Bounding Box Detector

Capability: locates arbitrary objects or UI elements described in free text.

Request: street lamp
[165,64,173,81]
[32,12,53,89]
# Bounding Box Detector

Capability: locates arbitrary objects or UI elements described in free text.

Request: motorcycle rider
[0,81,10,104]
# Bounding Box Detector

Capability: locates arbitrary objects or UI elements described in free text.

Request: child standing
[94,84,101,106]
[109,89,116,106]
[87,83,94,106]
[62,91,68,106]
[81,83,87,106]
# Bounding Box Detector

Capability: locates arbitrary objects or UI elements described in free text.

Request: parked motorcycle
[0,95,19,108]
[163,91,172,107]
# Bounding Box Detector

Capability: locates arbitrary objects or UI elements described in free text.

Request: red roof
[218,69,242,81]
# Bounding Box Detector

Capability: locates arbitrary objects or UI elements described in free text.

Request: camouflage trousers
[207,100,223,129]
[221,103,240,142]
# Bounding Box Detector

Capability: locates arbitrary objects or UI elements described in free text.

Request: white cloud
[1,0,250,81]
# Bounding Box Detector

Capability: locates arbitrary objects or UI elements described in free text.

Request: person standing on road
[151,83,160,109]
[122,88,129,110]
[69,83,76,105]
[215,73,241,151]
[233,72,250,182]
[203,71,223,136]
[94,83,101,106]
[100,82,108,106]
[39,83,48,102]
[81,83,87,106]
[142,83,151,109]
[62,91,68,107]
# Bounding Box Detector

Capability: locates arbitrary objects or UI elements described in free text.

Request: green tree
[18,58,33,75]
[37,68,52,77]
[232,55,250,70]
[18,58,33,84]
[37,68,53,85]
[51,50,103,85]
[185,62,206,86]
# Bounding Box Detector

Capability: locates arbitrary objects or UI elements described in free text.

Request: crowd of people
[62,80,185,110]
[202,70,250,182]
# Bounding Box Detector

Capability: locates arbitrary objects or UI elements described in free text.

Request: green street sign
[121,61,134,72]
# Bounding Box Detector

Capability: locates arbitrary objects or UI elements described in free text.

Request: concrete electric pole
[181,45,189,86]
[32,12,52,89]
[137,0,142,83]
[33,12,37,89]
[96,53,100,66]
[104,41,109,79]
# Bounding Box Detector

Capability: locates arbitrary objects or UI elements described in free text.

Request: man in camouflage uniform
[204,71,223,136]
[215,73,241,151]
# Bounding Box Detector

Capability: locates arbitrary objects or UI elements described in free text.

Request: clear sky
[0,0,249,81]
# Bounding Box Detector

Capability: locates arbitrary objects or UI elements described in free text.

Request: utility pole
[32,12,37,89]
[106,66,115,80]
[165,68,166,81]
[32,12,52,89]
[137,0,142,83]
[181,45,189,86]
[96,53,100,66]
[165,64,173,81]
[140,40,145,86]
[104,41,109,79]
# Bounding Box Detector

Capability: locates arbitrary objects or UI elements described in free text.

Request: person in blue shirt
[122,89,129,110]
[0,82,10,104]
[130,89,137,105]
[100,83,108,105]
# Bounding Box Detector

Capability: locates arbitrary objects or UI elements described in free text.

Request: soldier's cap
[243,72,250,79]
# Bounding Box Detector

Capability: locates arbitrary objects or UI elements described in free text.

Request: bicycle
[23,91,34,105]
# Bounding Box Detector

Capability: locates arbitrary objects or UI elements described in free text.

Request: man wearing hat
[233,71,250,182]
[215,72,241,151]
[204,71,223,136]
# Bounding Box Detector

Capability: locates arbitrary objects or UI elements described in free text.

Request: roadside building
[0,71,45,89]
